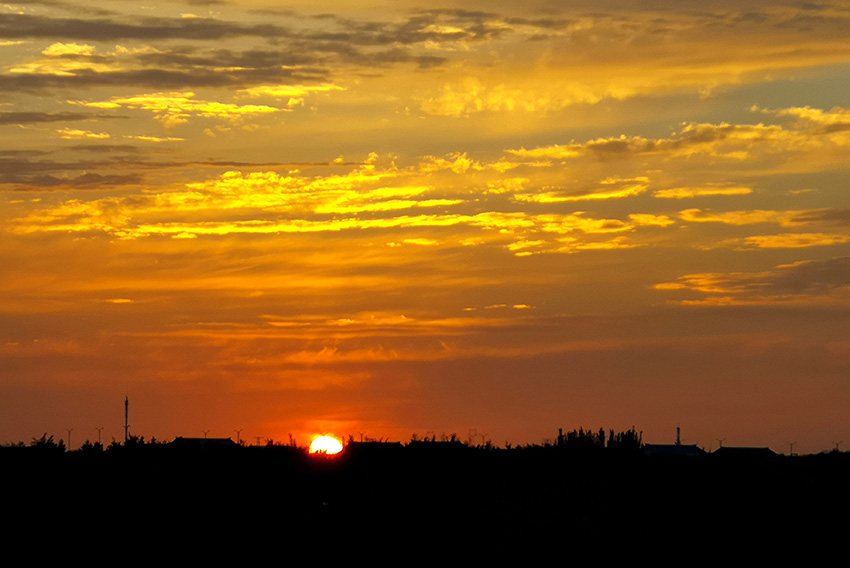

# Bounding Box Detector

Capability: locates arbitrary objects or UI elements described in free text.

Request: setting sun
[309,435,344,455]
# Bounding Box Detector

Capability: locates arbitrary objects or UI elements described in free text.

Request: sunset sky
[2,0,850,453]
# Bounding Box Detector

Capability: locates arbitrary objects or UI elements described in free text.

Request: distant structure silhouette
[171,436,237,449]
[124,396,129,443]
[644,426,704,456]
[711,446,776,458]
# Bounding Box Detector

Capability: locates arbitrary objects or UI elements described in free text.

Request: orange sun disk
[309,435,344,455]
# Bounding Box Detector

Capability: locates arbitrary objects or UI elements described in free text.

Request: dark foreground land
[4,439,848,552]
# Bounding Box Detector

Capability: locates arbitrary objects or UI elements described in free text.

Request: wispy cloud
[656,257,850,305]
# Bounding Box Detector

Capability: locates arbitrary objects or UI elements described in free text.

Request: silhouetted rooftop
[643,443,705,457]
[711,446,777,458]
[171,437,237,448]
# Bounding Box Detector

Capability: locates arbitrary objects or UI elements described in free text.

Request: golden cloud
[419,77,605,117]
[678,209,811,227]
[628,214,675,227]
[74,93,280,127]
[654,186,753,199]
[41,43,96,57]
[57,128,111,139]
[737,233,850,249]
[239,83,345,99]
[515,182,647,203]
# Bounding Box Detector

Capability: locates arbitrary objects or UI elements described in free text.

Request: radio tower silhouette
[124,396,130,443]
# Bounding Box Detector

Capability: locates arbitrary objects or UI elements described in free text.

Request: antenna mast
[124,396,129,443]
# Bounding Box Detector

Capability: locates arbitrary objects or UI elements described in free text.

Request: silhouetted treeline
[552,426,643,454]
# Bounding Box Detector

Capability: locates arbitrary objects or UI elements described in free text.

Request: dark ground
[4,441,847,553]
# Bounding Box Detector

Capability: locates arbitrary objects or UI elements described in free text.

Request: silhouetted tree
[30,433,65,453]
[79,439,104,452]
[556,427,606,454]
[129,434,146,445]
[607,427,643,454]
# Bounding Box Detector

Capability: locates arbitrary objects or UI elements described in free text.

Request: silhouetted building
[171,437,237,449]
[711,446,777,458]
[643,443,705,457]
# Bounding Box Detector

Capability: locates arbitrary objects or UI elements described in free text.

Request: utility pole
[124,396,129,443]
[66,428,73,451]
[96,427,103,445]
[234,429,242,445]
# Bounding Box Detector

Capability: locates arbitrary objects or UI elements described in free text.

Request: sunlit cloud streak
[656,257,850,306]
[7,103,850,256]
